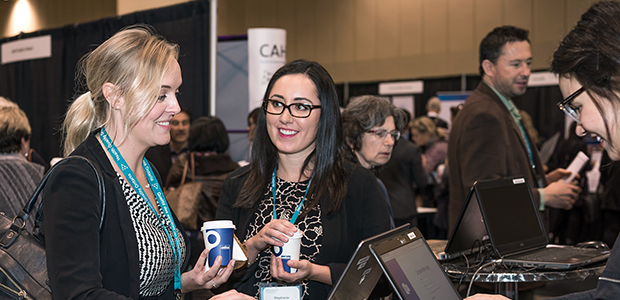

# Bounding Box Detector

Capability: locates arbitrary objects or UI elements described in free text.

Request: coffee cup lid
[291,230,303,238]
[201,220,236,231]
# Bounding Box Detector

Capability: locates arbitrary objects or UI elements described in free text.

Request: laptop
[438,185,489,261]
[327,224,412,300]
[446,177,610,269]
[369,227,462,300]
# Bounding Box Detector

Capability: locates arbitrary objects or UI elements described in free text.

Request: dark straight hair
[233,60,347,215]
[551,0,620,146]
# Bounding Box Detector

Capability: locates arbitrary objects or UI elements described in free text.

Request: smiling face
[559,76,620,159]
[483,41,532,98]
[266,74,321,160]
[355,116,396,169]
[128,59,182,151]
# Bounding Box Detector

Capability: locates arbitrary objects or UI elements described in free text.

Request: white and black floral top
[118,174,186,299]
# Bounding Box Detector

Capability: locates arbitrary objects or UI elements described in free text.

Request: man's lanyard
[100,127,182,290]
[271,166,312,224]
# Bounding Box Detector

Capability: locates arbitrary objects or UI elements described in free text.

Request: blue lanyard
[271,166,312,224]
[100,128,182,290]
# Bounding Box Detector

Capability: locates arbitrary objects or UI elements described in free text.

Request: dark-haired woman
[216,60,391,299]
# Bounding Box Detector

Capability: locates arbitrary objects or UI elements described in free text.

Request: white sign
[2,35,52,65]
[528,71,559,87]
[248,28,286,111]
[378,80,424,95]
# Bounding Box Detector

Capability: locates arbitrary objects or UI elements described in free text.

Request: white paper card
[232,237,247,261]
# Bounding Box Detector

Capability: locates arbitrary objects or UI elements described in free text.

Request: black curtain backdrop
[0,0,210,162]
[336,72,566,144]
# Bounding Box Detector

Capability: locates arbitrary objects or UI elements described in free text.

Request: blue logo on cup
[204,228,233,267]
[280,255,292,273]
[273,246,283,256]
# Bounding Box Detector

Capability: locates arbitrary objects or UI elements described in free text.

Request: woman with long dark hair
[216,60,391,299]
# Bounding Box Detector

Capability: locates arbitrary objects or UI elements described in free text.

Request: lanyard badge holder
[259,282,302,300]
[100,128,183,290]
[260,167,309,300]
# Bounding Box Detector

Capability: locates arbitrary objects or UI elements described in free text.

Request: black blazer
[39,130,190,300]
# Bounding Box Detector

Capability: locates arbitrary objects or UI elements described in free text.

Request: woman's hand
[211,289,255,299]
[269,254,332,285]
[180,250,235,293]
[245,220,297,263]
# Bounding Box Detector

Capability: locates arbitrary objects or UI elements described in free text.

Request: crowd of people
[4,1,620,299]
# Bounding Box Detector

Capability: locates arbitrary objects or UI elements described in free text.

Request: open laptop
[369,227,462,300]
[438,185,489,261]
[445,176,610,269]
[327,224,411,300]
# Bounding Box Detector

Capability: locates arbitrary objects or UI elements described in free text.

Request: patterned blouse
[244,177,323,299]
[117,174,186,299]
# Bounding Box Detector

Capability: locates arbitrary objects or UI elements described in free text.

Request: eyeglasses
[367,129,401,141]
[263,99,321,118]
[557,86,585,124]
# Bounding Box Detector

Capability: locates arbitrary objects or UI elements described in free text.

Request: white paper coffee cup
[273,230,303,273]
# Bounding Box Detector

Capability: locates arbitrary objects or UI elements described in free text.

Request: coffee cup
[201,220,236,267]
[273,230,303,273]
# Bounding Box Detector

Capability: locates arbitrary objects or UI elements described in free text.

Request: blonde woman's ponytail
[62,91,106,156]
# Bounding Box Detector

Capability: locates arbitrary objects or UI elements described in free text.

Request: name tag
[260,285,301,300]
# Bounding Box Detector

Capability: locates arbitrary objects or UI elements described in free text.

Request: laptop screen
[443,188,487,259]
[328,224,411,300]
[475,177,548,255]
[372,229,461,300]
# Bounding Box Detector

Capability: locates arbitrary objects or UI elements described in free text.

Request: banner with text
[248,28,286,111]
[2,35,52,65]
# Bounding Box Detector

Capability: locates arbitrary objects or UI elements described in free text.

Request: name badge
[260,285,301,300]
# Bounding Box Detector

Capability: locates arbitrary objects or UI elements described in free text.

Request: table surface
[442,260,606,283]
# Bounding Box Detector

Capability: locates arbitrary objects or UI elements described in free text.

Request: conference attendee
[448,25,580,232]
[468,2,620,299]
[377,108,428,228]
[145,107,191,182]
[425,96,449,131]
[166,116,240,227]
[216,60,391,299]
[0,96,50,171]
[38,25,251,300]
[410,116,448,177]
[238,107,261,166]
[342,95,406,228]
[0,106,44,232]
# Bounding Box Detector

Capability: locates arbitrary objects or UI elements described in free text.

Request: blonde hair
[62,25,180,156]
[411,116,447,140]
[0,106,31,153]
[0,96,18,108]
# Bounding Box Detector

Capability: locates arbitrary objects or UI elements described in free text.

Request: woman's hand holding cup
[245,220,297,263]
[180,250,235,293]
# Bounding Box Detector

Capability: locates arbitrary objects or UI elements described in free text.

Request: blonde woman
[38,25,251,300]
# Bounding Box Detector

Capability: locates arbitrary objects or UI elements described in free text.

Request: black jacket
[39,130,190,299]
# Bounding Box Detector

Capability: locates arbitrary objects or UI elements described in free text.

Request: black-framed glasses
[367,129,401,141]
[557,86,585,124]
[263,99,321,118]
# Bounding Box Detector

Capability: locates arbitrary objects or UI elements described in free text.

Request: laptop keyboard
[511,246,600,261]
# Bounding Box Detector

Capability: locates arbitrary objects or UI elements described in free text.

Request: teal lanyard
[271,166,312,225]
[100,128,182,290]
